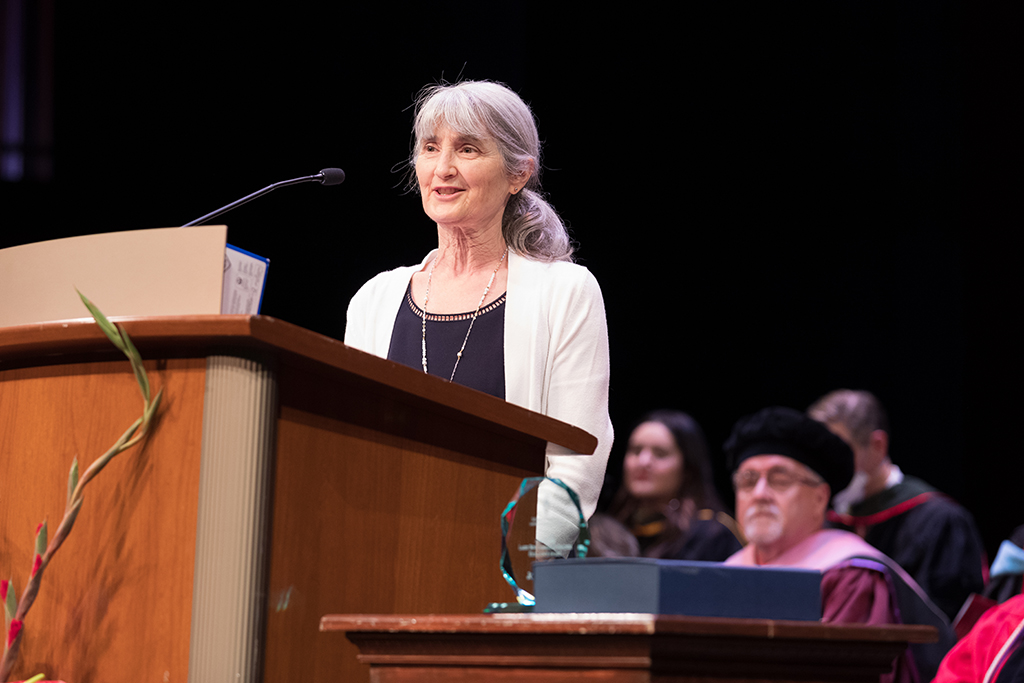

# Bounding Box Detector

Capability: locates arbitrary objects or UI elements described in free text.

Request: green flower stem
[0,294,162,683]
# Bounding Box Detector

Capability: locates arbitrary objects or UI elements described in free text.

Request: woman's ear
[512,159,535,191]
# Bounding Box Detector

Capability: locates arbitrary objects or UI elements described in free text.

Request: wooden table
[321,613,937,682]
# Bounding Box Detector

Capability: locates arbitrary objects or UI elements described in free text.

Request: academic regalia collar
[828,475,939,528]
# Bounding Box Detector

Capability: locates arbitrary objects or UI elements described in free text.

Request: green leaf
[3,578,15,620]
[84,418,142,483]
[78,291,152,401]
[67,457,80,507]
[114,322,151,403]
[77,290,126,353]
[34,521,47,557]
[143,388,163,426]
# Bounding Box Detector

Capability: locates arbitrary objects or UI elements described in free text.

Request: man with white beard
[722,407,955,683]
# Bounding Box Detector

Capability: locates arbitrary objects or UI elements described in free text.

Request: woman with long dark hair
[598,410,742,560]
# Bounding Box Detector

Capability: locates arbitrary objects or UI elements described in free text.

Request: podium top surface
[319,612,938,643]
[0,226,228,327]
[321,613,936,683]
[0,314,597,456]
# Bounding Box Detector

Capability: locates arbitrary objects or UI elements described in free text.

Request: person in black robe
[808,389,986,621]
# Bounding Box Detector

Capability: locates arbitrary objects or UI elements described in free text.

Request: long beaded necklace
[421,246,509,382]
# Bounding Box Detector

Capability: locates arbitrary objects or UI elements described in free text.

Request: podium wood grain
[0,316,593,683]
[0,357,205,682]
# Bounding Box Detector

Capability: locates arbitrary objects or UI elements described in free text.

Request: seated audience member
[724,406,955,683]
[587,513,641,558]
[808,389,986,621]
[933,594,1024,683]
[985,525,1024,605]
[596,410,742,561]
[954,525,1024,639]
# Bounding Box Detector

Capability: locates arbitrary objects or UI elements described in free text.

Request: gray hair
[408,80,574,262]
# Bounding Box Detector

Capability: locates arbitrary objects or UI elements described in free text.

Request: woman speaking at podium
[345,80,612,552]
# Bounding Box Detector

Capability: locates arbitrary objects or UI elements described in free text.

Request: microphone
[181,168,345,227]
[318,168,346,186]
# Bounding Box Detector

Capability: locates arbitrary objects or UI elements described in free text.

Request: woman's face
[415,125,517,233]
[623,421,684,504]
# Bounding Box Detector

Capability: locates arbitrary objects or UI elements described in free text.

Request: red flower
[7,619,22,647]
[30,554,42,578]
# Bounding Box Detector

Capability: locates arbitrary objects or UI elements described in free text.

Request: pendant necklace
[421,246,508,381]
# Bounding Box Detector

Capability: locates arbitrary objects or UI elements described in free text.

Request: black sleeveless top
[387,282,506,399]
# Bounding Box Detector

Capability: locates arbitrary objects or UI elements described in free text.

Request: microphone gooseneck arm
[181,168,345,228]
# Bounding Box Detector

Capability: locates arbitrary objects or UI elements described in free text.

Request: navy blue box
[533,558,822,621]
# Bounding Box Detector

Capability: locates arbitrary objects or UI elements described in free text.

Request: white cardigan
[345,249,613,543]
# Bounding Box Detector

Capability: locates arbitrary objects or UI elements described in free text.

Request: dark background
[2,4,1021,557]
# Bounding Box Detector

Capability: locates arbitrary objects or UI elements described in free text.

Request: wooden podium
[322,613,938,682]
[0,315,596,683]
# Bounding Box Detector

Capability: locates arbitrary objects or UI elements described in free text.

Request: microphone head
[318,168,346,186]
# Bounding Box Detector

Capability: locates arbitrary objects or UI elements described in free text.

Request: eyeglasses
[732,467,824,493]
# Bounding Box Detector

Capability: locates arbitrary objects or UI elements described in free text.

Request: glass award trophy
[485,476,591,612]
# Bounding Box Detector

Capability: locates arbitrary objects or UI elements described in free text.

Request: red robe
[726,529,921,683]
[933,594,1024,683]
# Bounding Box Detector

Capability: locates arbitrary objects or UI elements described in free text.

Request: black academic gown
[828,475,986,621]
